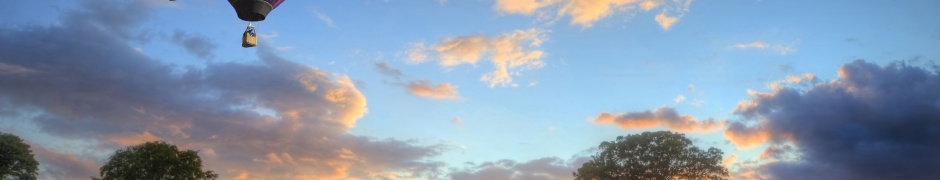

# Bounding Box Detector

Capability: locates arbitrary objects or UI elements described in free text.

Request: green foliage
[94,141,218,180]
[573,131,728,180]
[0,131,39,180]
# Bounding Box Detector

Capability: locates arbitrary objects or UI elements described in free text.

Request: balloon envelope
[229,0,285,21]
[267,0,284,8]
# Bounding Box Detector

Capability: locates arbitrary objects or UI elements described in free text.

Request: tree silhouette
[0,131,39,180]
[93,141,217,180]
[573,131,728,180]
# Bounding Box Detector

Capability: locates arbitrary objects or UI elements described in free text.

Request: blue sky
[1,0,939,179]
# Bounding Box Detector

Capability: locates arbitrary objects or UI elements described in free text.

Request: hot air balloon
[229,0,285,22]
[229,0,285,48]
[168,0,285,48]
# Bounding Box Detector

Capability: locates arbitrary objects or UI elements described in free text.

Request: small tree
[0,131,39,180]
[573,131,728,180]
[94,141,217,180]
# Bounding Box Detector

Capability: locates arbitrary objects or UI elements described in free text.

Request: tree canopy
[573,131,728,180]
[0,131,39,180]
[94,141,218,180]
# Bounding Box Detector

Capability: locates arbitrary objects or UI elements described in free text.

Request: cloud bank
[0,1,446,179]
[725,60,940,179]
[449,156,590,180]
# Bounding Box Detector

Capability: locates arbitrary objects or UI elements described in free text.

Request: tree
[0,131,39,180]
[94,141,218,180]
[573,131,728,180]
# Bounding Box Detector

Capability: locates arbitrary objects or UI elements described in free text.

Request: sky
[0,0,938,179]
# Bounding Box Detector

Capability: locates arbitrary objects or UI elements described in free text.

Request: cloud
[595,106,727,133]
[171,30,217,59]
[407,80,460,99]
[452,117,462,124]
[449,156,591,180]
[494,0,694,29]
[107,131,161,146]
[725,60,940,179]
[495,0,560,15]
[406,42,430,64]
[308,7,336,28]
[722,154,738,167]
[673,94,686,103]
[723,122,770,149]
[733,41,768,49]
[373,62,461,100]
[407,29,547,88]
[732,40,799,55]
[30,145,99,180]
[434,35,491,67]
[654,12,678,30]
[758,144,794,160]
[764,73,818,90]
[374,61,404,80]
[0,1,446,179]
[0,62,38,74]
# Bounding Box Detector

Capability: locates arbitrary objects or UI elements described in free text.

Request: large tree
[94,141,218,180]
[573,131,728,180]
[0,131,39,180]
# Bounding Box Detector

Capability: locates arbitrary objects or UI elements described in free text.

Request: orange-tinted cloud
[733,41,768,49]
[594,106,726,133]
[30,145,99,180]
[108,131,161,146]
[723,122,770,149]
[434,35,490,67]
[654,12,679,30]
[495,0,560,15]
[495,0,693,29]
[407,29,547,87]
[722,153,738,167]
[408,79,460,99]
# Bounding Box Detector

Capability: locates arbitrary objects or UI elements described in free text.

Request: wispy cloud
[374,61,404,80]
[407,80,460,99]
[732,40,799,55]
[722,153,738,167]
[0,62,38,74]
[170,30,217,59]
[495,0,694,29]
[495,0,560,15]
[406,42,430,64]
[673,94,686,103]
[373,62,463,100]
[595,106,727,133]
[452,117,462,124]
[309,7,336,28]
[406,29,547,88]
